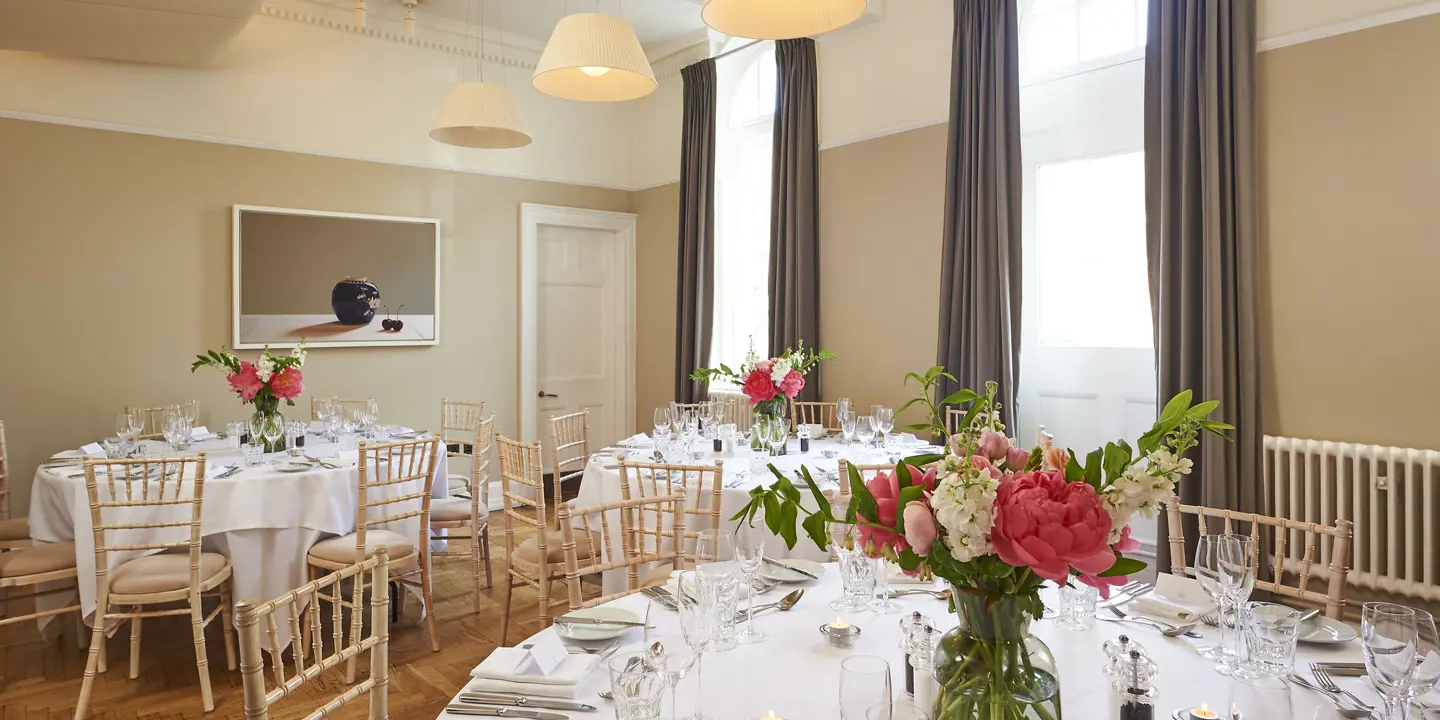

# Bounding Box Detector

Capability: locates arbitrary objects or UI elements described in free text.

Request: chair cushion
[110,552,228,594]
[515,530,601,565]
[0,516,29,541]
[0,541,76,578]
[307,529,416,565]
[432,497,487,523]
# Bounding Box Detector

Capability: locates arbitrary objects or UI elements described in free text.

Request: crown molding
[259,0,540,68]
[1257,0,1440,52]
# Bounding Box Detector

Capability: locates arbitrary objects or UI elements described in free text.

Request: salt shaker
[1101,634,1146,677]
[1110,649,1158,720]
[910,618,937,712]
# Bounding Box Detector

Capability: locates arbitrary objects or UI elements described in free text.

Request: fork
[1312,664,1375,710]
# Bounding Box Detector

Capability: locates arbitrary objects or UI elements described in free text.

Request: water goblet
[1406,608,1440,714]
[870,557,899,614]
[654,407,672,438]
[839,411,858,456]
[609,652,665,720]
[873,406,894,448]
[677,571,718,720]
[854,417,876,460]
[734,518,768,644]
[840,655,892,720]
[1059,583,1099,631]
[1364,602,1422,720]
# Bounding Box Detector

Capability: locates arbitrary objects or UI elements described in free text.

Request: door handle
[538,391,559,398]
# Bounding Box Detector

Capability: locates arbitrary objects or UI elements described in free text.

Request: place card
[80,442,104,456]
[525,628,569,676]
[1154,573,1208,606]
[190,426,211,440]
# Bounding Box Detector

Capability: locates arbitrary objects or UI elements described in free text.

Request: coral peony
[990,470,1115,584]
[1111,525,1140,553]
[903,503,938,556]
[741,368,778,404]
[857,464,939,555]
[268,367,304,401]
[979,431,1010,460]
[227,362,264,402]
[777,369,805,399]
[1005,447,1030,472]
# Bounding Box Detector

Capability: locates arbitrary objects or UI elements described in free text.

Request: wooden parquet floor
[0,517,564,720]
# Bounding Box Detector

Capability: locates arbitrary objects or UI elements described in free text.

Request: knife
[444,705,568,719]
[458,694,597,712]
[762,557,820,579]
[553,615,649,628]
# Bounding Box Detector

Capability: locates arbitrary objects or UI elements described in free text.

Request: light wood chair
[560,493,686,610]
[1165,502,1354,619]
[617,459,724,586]
[548,411,592,526]
[496,435,597,645]
[791,401,840,431]
[310,397,370,422]
[127,401,200,440]
[75,453,237,718]
[715,395,753,429]
[441,399,486,454]
[236,547,391,720]
[0,541,83,645]
[0,421,28,549]
[306,438,441,656]
[945,407,966,436]
[431,414,495,612]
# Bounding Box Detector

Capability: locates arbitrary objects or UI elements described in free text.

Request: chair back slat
[1164,501,1354,619]
[549,411,592,494]
[560,493,686,610]
[496,435,549,564]
[0,421,9,521]
[617,459,722,568]
[353,439,439,559]
[442,403,494,509]
[236,548,391,720]
[791,402,839,431]
[84,454,208,594]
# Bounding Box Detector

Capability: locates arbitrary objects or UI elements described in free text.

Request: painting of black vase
[233,205,439,348]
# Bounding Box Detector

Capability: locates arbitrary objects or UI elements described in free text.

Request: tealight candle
[759,711,783,720]
[820,617,861,648]
[1189,704,1219,720]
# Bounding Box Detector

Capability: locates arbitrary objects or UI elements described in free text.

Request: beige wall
[634,183,680,431]
[1258,14,1440,450]
[0,118,631,514]
[239,211,437,316]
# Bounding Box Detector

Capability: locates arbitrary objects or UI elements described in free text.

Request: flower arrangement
[690,338,833,417]
[190,341,307,415]
[737,367,1229,720]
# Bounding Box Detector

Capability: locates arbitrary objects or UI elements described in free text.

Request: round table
[439,566,1393,720]
[29,433,449,643]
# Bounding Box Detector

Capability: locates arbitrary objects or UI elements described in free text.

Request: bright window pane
[1079,0,1135,61]
[1026,7,1077,76]
[729,46,776,130]
[1036,152,1152,348]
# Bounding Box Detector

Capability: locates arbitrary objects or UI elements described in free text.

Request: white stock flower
[770,358,793,384]
[1102,465,1178,539]
[930,460,1000,562]
[290,345,307,366]
[256,354,276,383]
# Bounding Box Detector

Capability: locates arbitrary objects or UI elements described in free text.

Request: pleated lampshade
[430,82,533,149]
[702,0,868,40]
[533,13,657,103]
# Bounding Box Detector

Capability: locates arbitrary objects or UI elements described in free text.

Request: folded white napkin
[468,651,599,699]
[620,433,652,445]
[191,427,218,441]
[1129,574,1215,621]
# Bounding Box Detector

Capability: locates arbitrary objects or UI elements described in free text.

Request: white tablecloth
[29,435,448,642]
[439,567,1395,720]
[573,437,936,591]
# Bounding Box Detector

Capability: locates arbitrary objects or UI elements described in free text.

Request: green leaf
[1102,442,1132,485]
[938,389,980,407]
[849,463,878,524]
[763,494,782,536]
[1159,391,1194,422]
[905,453,944,468]
[1064,451,1087,483]
[1084,448,1103,488]
[902,422,941,434]
[1100,556,1148,578]
[778,503,799,549]
[897,548,922,572]
[896,397,924,416]
[800,468,834,520]
[1186,400,1219,419]
[895,485,925,534]
[893,458,912,490]
[802,512,829,550]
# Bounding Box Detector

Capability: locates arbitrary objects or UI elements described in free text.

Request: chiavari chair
[127,401,200,440]
[0,540,83,649]
[791,401,840,431]
[0,421,28,549]
[75,453,236,717]
[560,493,686,610]
[431,413,495,612]
[1165,502,1354,619]
[617,458,724,587]
[496,435,595,645]
[548,411,591,527]
[235,548,390,720]
[305,438,441,660]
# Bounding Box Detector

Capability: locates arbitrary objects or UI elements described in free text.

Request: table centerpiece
[691,338,833,453]
[191,341,307,452]
[735,366,1230,720]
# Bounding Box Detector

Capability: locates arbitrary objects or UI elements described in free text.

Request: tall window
[710,43,775,374]
[1022,0,1147,81]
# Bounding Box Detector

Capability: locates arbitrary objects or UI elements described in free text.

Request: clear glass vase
[751,400,787,455]
[932,588,1062,720]
[249,407,286,454]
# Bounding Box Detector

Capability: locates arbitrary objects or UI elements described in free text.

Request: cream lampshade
[430,82,532,149]
[702,0,868,40]
[533,13,657,103]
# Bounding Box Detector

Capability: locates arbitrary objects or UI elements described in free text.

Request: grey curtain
[1146,0,1264,571]
[935,0,1022,429]
[769,38,822,402]
[675,59,717,403]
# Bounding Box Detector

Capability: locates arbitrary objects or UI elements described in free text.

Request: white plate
[276,462,313,473]
[553,607,642,641]
[757,558,827,583]
[1298,615,1358,644]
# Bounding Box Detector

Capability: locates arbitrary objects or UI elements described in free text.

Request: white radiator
[1266,436,1440,602]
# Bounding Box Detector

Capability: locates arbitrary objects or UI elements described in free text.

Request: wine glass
[839,411,858,456]
[854,417,876,460]
[677,571,717,720]
[181,402,198,426]
[873,406,894,446]
[836,397,852,421]
[1227,673,1293,719]
[1364,602,1422,719]
[697,529,740,652]
[734,518,768,644]
[839,655,892,720]
[1221,534,1257,674]
[1195,534,1248,673]
[126,407,146,440]
[364,398,380,434]
[869,556,898,615]
[260,413,285,463]
[654,407,672,439]
[1406,608,1440,715]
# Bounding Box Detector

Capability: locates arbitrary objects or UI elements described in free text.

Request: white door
[521,205,635,475]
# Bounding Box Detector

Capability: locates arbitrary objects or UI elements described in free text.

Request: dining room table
[436,565,1411,720]
[27,429,450,644]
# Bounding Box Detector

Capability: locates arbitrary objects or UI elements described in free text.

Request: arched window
[710,41,775,374]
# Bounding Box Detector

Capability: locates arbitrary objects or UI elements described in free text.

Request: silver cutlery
[761,557,820,579]
[1103,605,1202,638]
[443,705,568,719]
[1098,581,1154,606]
[1312,662,1366,678]
[888,588,951,600]
[1289,674,1374,718]
[733,588,804,622]
[1312,664,1375,710]
[640,587,677,610]
[1299,608,1322,623]
[553,616,650,628]
[457,694,598,712]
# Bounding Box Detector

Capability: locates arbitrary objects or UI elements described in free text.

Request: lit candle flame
[831,617,850,630]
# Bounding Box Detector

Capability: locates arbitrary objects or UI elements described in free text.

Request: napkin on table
[1129,573,1216,621]
[618,433,652,446]
[468,647,599,699]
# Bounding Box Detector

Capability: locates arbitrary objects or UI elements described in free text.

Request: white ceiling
[360,0,709,51]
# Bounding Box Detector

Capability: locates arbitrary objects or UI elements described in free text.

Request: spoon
[734,589,804,622]
[598,655,645,700]
[889,588,951,600]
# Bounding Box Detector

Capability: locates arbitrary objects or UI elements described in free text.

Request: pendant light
[702,0,868,40]
[431,0,532,149]
[533,2,657,103]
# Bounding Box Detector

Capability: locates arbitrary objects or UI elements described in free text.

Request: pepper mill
[1110,649,1157,720]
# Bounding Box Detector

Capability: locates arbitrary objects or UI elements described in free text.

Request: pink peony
[777,369,805,399]
[903,503,938,556]
[1111,525,1141,553]
[741,368,779,404]
[1078,525,1142,598]
[268,367,304,400]
[227,362,264,402]
[979,431,1010,460]
[1043,446,1070,471]
[966,454,998,475]
[990,470,1115,584]
[1005,447,1031,472]
[857,464,939,555]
